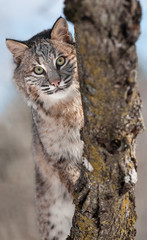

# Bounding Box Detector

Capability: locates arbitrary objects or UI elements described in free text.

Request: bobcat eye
[56,57,65,67]
[34,66,44,75]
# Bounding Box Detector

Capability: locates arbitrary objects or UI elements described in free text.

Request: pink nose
[51,80,60,87]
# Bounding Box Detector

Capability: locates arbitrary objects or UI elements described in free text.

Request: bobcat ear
[6,39,28,63]
[51,17,73,44]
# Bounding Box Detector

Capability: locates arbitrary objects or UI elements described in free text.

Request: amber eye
[34,66,44,75]
[56,57,65,67]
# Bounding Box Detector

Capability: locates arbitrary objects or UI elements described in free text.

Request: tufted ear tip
[6,39,28,63]
[51,17,73,44]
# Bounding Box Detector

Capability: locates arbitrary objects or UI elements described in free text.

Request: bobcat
[6,17,92,240]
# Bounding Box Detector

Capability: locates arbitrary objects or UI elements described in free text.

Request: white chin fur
[49,88,70,100]
[39,84,77,111]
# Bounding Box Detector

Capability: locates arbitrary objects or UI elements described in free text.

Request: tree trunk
[64,0,144,239]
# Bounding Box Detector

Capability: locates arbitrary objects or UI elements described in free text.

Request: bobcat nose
[51,79,60,87]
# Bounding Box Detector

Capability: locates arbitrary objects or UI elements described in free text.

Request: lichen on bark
[64,0,144,239]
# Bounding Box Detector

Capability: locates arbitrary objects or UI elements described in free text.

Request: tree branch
[64,0,144,239]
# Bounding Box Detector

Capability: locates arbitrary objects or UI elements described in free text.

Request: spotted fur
[6,18,86,240]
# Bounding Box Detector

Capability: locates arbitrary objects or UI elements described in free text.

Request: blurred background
[0,0,146,239]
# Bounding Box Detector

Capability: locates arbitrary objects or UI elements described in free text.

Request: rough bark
[64,0,144,239]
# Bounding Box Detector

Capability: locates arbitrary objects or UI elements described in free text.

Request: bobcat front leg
[33,129,74,240]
